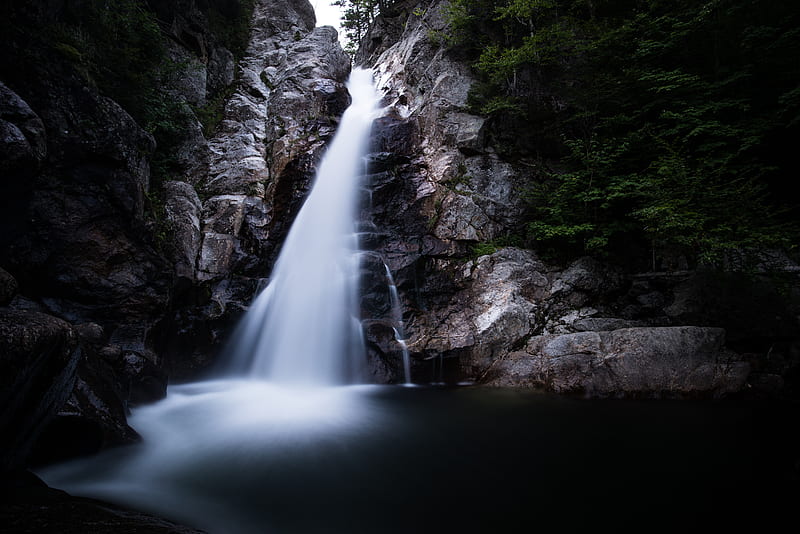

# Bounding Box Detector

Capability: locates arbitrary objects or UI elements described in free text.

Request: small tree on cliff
[334,0,390,54]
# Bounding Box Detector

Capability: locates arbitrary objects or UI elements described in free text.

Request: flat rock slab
[484,326,750,397]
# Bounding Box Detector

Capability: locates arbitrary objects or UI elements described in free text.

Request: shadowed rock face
[0,53,171,456]
[0,76,164,325]
[0,0,353,465]
[0,309,80,472]
[356,0,798,395]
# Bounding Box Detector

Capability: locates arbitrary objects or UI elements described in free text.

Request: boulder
[484,326,750,397]
[0,267,18,305]
[402,248,550,377]
[0,309,80,471]
[0,81,47,175]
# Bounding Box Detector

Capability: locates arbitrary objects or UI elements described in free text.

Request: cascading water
[37,68,386,533]
[223,67,379,385]
[384,262,412,384]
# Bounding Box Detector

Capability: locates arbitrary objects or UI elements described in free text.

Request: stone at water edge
[484,326,750,397]
[0,309,80,472]
[0,267,18,305]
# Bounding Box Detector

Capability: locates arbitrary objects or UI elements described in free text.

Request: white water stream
[225,67,379,385]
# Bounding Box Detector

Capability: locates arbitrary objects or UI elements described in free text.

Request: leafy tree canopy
[443,0,800,269]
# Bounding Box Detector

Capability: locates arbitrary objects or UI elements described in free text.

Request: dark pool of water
[41,385,798,533]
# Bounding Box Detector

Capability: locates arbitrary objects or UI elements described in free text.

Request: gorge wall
[354,0,800,396]
[1,0,351,472]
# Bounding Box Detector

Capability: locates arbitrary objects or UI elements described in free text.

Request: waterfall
[224,67,379,385]
[384,263,411,384]
[38,69,387,530]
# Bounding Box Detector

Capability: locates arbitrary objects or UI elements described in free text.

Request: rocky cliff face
[1,54,169,465]
[0,0,351,470]
[161,0,351,377]
[355,0,800,396]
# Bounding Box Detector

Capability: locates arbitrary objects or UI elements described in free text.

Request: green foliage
[471,242,498,257]
[47,0,166,121]
[334,0,380,55]
[192,84,237,138]
[334,0,403,55]
[470,234,527,258]
[206,0,256,59]
[145,91,196,184]
[52,42,83,63]
[443,0,800,268]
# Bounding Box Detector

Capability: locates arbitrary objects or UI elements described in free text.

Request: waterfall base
[38,387,794,532]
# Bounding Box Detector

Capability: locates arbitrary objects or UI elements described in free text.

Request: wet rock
[0,309,80,471]
[121,352,168,405]
[0,267,18,305]
[164,181,203,281]
[198,0,350,284]
[573,317,643,332]
[484,326,750,397]
[370,116,418,155]
[0,82,47,174]
[30,341,156,467]
[551,256,626,299]
[74,323,105,345]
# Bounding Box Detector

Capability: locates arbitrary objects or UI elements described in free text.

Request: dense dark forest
[444,0,800,268]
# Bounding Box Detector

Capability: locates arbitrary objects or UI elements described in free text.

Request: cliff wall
[0,0,351,471]
[355,0,800,396]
